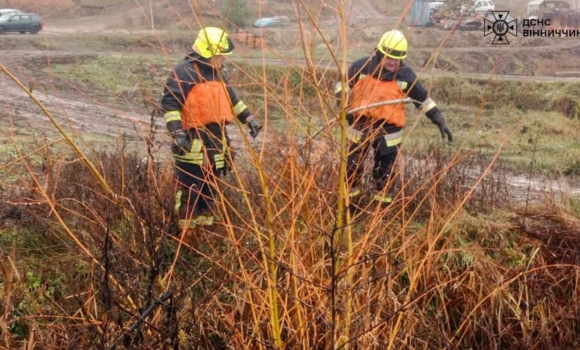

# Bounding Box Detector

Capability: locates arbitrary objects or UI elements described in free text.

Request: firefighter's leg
[194,133,229,226]
[347,138,371,215]
[346,126,368,200]
[372,149,398,206]
[372,131,402,206]
[174,160,206,228]
[173,137,209,229]
[347,140,370,200]
[186,168,215,227]
[192,157,224,227]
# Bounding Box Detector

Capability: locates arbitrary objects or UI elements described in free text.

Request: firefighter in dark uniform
[161,27,261,229]
[335,30,453,208]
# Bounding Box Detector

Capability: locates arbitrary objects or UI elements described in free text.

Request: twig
[107,290,173,350]
[522,128,540,229]
[310,98,414,139]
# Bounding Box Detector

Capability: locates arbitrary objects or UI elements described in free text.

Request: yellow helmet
[192,27,234,59]
[377,30,408,60]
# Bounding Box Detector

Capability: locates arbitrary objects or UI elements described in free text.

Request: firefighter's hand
[437,122,453,143]
[428,110,453,143]
[171,129,191,155]
[248,119,262,139]
[346,113,354,126]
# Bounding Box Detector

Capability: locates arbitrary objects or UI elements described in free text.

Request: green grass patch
[45,53,170,96]
[5,31,193,55]
[405,104,580,174]
[38,47,580,175]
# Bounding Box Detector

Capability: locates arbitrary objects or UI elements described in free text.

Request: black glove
[171,129,191,155]
[248,119,262,139]
[346,113,354,126]
[427,110,453,142]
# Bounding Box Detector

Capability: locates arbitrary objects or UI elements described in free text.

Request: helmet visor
[202,35,234,57]
[217,36,234,55]
[382,46,406,59]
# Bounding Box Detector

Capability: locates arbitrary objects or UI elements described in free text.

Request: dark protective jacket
[342,54,441,127]
[161,51,252,132]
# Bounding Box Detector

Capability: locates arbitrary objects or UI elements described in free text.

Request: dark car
[0,12,43,34]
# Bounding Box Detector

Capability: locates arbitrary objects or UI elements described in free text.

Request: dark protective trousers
[347,122,402,202]
[347,140,398,192]
[173,124,229,219]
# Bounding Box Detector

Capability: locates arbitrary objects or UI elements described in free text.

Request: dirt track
[0,75,154,138]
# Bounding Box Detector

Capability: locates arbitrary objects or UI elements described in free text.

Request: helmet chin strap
[209,56,225,70]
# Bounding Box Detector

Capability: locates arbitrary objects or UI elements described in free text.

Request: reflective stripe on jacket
[160,52,253,130]
[173,126,229,171]
[349,77,406,127]
[182,81,235,129]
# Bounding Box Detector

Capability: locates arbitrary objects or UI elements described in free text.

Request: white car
[461,0,495,15]
[471,0,495,15]
[429,2,445,13]
[0,9,22,17]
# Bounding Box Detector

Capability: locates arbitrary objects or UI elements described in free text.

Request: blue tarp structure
[253,18,278,27]
[253,16,290,28]
[410,0,430,26]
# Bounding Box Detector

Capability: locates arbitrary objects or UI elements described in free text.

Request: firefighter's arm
[161,70,191,153]
[227,86,262,138]
[407,80,453,142]
[333,81,351,126]
[334,61,362,100]
[334,62,363,124]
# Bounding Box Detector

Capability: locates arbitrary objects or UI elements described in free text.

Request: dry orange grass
[2,110,579,348]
